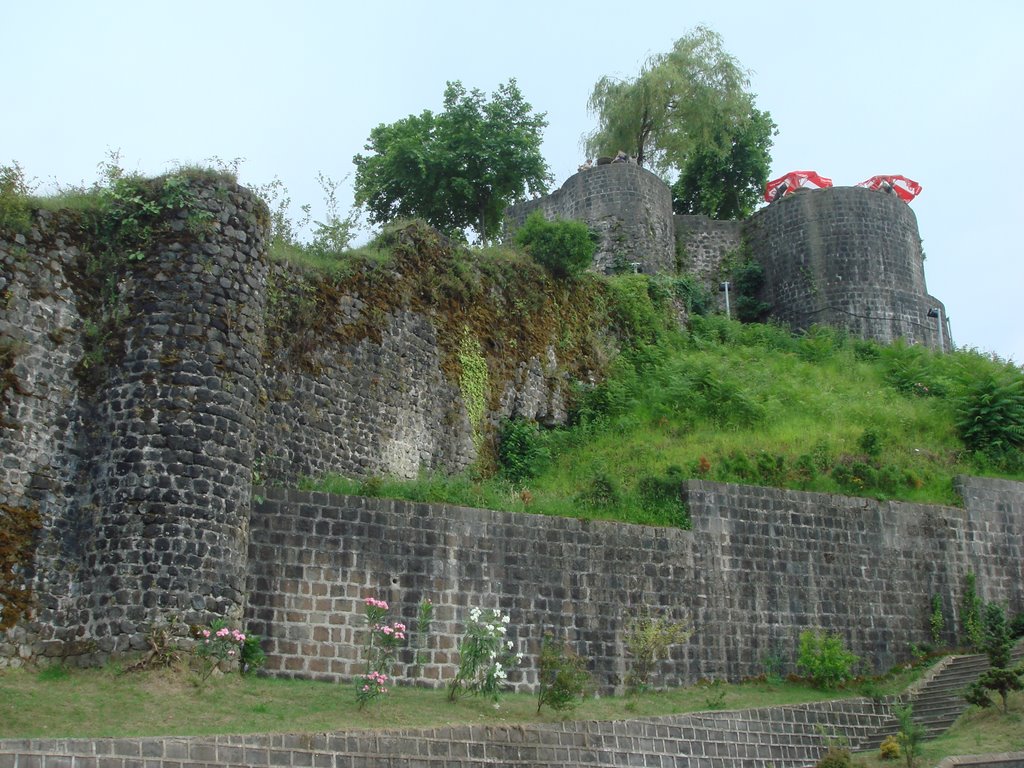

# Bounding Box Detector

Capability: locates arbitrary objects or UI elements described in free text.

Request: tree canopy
[585,26,775,219]
[353,80,551,244]
[671,106,776,220]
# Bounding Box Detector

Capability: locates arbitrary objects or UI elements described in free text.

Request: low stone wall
[245,478,1023,693]
[0,696,893,768]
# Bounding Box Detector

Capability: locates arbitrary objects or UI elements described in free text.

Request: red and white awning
[856,174,923,202]
[764,170,834,202]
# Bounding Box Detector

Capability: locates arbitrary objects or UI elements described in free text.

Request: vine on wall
[457,328,490,449]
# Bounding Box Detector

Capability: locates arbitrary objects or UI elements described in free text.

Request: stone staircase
[858,642,1024,752]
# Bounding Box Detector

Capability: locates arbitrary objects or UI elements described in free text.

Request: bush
[536,634,591,712]
[623,611,692,693]
[497,419,549,483]
[797,630,858,689]
[815,747,852,768]
[0,162,34,233]
[955,369,1024,466]
[879,734,901,760]
[514,211,597,278]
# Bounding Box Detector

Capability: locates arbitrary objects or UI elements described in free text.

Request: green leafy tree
[894,703,926,768]
[354,79,550,244]
[585,26,765,179]
[964,603,1024,713]
[671,106,776,219]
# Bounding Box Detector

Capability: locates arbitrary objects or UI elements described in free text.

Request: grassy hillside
[313,294,1024,527]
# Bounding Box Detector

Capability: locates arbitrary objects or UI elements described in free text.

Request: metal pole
[720,281,731,319]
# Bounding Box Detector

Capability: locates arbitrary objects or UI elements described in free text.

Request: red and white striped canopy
[856,175,923,202]
[764,170,834,202]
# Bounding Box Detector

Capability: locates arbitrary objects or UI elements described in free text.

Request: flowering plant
[192,620,248,680]
[356,595,407,708]
[447,607,523,703]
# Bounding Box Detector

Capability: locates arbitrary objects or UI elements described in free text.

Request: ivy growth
[457,328,489,448]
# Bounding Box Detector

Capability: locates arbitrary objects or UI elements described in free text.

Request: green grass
[0,662,923,740]
[2,662,1021,765]
[852,691,1024,764]
[309,315,1024,527]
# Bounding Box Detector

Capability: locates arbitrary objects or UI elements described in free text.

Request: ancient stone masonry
[505,163,677,275]
[246,479,1023,693]
[507,164,948,350]
[0,174,1010,681]
[745,186,949,349]
[0,182,580,666]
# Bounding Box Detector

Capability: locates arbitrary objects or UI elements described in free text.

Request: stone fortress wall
[508,164,949,350]
[504,163,677,275]
[1,177,1017,692]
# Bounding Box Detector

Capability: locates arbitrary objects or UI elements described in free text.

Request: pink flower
[394,623,406,632]
[201,629,211,638]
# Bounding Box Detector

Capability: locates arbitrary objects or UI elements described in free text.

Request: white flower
[469,607,481,621]
[506,641,514,650]
[501,615,510,624]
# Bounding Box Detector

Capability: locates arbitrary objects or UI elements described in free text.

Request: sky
[4,1,1022,362]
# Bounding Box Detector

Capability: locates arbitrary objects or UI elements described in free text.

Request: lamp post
[719,281,731,319]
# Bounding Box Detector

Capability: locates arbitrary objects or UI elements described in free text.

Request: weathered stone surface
[745,186,948,349]
[506,163,676,275]
[246,478,1023,692]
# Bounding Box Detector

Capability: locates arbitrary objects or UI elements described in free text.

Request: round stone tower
[744,186,948,350]
[78,180,269,653]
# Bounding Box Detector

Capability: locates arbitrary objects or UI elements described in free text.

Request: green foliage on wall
[458,328,489,448]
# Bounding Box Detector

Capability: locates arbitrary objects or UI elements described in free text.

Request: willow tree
[585,27,770,190]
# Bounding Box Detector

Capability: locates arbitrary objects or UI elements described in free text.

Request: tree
[964,603,1024,713]
[671,106,776,219]
[585,26,757,175]
[353,79,550,244]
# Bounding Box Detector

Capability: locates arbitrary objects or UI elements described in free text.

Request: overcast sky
[4,1,1022,362]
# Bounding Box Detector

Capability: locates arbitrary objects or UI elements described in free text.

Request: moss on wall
[0,503,42,630]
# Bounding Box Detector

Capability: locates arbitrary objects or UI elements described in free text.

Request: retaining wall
[0,696,894,768]
[245,478,1023,692]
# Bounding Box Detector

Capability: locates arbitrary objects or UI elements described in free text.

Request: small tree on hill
[354,79,550,244]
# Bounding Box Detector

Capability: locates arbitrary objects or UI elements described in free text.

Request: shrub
[879,734,901,760]
[624,610,692,693]
[0,162,33,233]
[448,607,522,703]
[1010,611,1024,639]
[514,211,596,278]
[636,466,689,527]
[955,369,1024,467]
[815,746,852,768]
[536,634,591,712]
[796,630,858,689]
[497,419,549,483]
[895,704,926,768]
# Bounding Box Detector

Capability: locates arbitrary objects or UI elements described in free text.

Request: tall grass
[309,314,1023,526]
